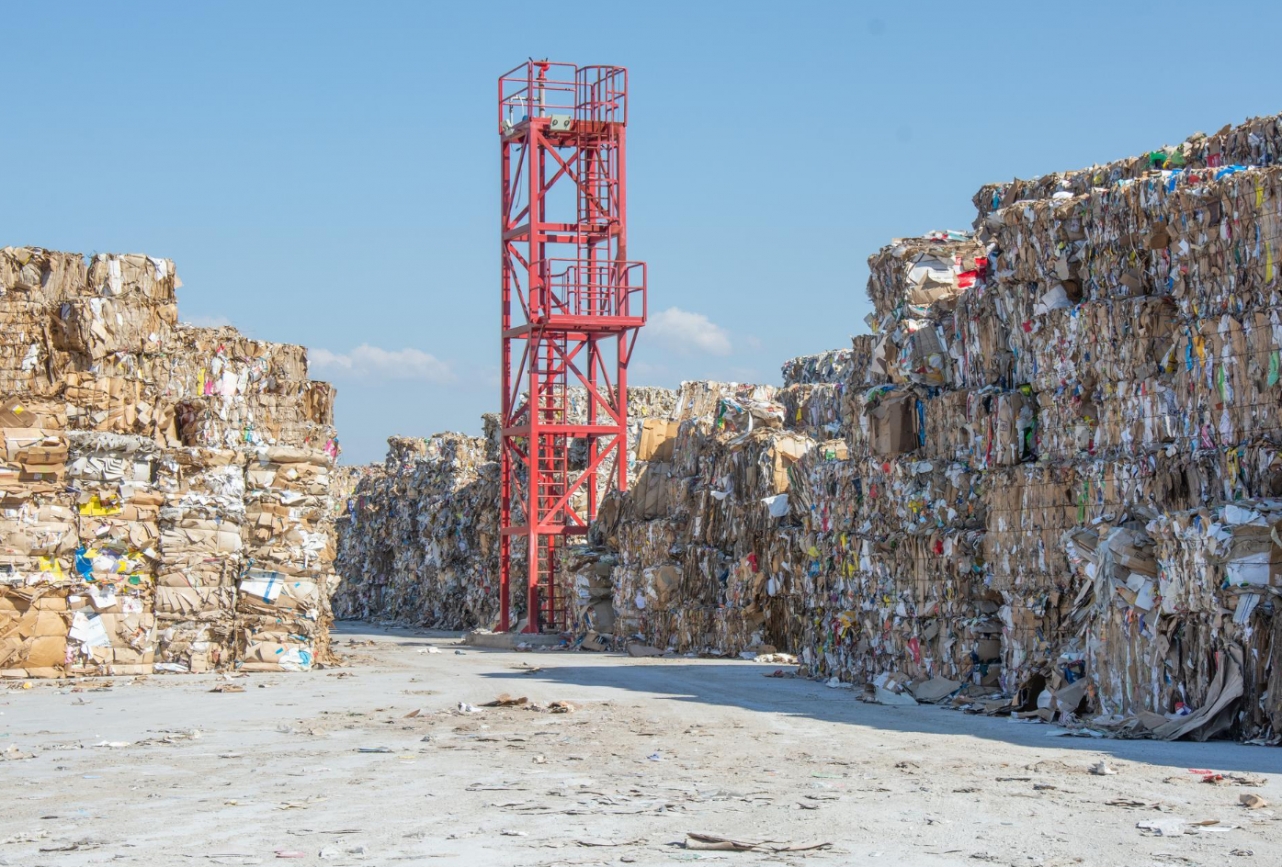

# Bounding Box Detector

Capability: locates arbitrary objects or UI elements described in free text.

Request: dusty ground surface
[2,623,1281,866]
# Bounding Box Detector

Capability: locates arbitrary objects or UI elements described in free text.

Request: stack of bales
[332,112,1282,741]
[333,387,678,630]
[0,247,338,677]
[571,112,1282,741]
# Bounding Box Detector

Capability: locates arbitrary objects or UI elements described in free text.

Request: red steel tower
[498,61,647,632]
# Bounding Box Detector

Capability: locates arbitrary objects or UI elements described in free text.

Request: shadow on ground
[474,654,1282,775]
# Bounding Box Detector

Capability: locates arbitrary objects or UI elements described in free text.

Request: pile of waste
[556,111,1282,743]
[333,432,503,628]
[331,111,1282,742]
[332,387,678,629]
[0,248,339,676]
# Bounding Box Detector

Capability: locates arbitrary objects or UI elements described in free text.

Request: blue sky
[5,1,1280,463]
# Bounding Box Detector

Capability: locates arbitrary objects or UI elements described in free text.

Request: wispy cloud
[311,344,455,384]
[648,307,732,356]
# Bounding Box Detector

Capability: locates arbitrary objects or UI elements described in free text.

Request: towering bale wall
[331,111,1282,741]
[559,111,1282,742]
[1,247,340,677]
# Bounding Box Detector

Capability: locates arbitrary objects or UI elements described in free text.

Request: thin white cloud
[311,344,455,384]
[648,307,732,356]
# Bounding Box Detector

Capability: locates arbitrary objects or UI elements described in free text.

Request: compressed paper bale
[972,112,1282,221]
[781,349,854,387]
[0,247,87,302]
[0,247,340,678]
[865,232,986,320]
[0,587,71,677]
[86,253,177,305]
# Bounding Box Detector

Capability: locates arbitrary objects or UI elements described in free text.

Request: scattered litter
[1240,793,1269,809]
[1046,728,1106,739]
[39,840,105,853]
[1232,774,1268,788]
[683,833,832,853]
[483,694,528,707]
[870,686,917,706]
[1136,818,1189,837]
[1192,769,1266,787]
[910,677,962,703]
[1137,818,1232,837]
[1090,762,1118,776]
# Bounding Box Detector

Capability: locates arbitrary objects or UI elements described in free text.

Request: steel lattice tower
[498,61,647,633]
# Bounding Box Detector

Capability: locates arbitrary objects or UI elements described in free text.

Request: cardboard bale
[0,585,70,677]
[866,391,918,457]
[637,419,679,462]
[866,232,986,319]
[0,246,340,678]
[781,349,854,387]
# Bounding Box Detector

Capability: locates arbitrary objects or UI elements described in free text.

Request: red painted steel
[498,61,646,633]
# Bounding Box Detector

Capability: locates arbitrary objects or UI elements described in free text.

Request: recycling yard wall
[0,248,340,677]
[331,387,680,629]
[334,111,1282,743]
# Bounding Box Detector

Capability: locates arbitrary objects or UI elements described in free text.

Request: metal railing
[499,61,627,130]
[540,258,646,320]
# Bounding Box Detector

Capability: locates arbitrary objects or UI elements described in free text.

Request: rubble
[0,247,338,677]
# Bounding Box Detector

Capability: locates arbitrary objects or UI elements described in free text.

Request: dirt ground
[2,623,1281,866]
